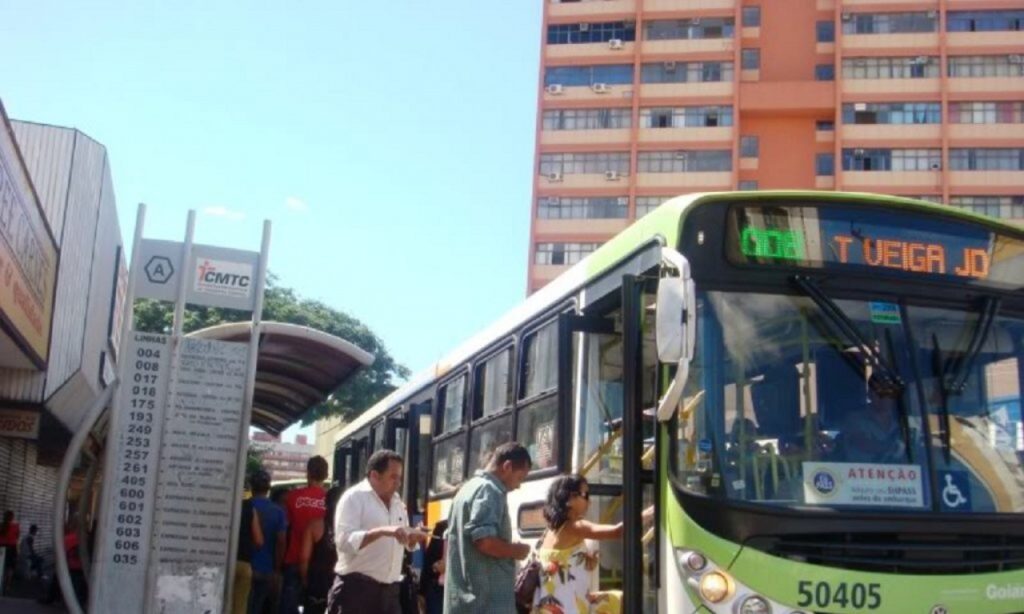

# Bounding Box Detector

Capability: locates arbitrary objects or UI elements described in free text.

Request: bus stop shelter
[189,321,375,434]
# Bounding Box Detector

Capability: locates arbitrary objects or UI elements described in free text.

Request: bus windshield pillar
[622,274,644,614]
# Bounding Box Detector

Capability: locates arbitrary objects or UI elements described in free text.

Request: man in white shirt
[326,449,427,614]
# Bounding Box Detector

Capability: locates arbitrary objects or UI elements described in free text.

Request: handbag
[513,530,547,614]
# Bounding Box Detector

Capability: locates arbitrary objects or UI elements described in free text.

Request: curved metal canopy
[188,322,374,435]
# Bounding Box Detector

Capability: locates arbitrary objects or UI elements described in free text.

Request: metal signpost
[90,205,269,613]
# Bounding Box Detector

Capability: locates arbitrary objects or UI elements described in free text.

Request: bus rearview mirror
[655,250,695,364]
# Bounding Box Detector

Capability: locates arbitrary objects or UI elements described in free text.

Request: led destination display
[728,203,1024,287]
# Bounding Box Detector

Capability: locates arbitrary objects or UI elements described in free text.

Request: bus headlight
[737,595,771,614]
[699,571,732,603]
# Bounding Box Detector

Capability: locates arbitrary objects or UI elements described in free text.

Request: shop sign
[0,118,57,367]
[0,408,40,439]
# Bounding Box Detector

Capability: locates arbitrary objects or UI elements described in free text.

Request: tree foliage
[133,276,409,423]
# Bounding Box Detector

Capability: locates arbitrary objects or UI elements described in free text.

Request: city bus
[332,191,1024,614]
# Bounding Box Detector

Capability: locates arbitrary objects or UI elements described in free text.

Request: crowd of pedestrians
[237,439,643,614]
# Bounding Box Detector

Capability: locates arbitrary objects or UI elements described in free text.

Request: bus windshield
[674,289,1024,514]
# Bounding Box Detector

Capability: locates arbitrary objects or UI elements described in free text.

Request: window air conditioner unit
[546,84,565,95]
[605,170,621,181]
[580,23,590,31]
[915,56,929,64]
[546,197,561,205]
[592,82,611,93]
[691,18,701,26]
[664,60,677,71]
[930,163,941,170]
[609,38,624,50]
[547,172,563,182]
[854,102,867,111]
[854,148,865,155]
[674,151,690,159]
[1009,54,1023,64]
[927,10,937,18]
[841,13,852,21]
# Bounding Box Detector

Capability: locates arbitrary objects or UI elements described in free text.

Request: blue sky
[1,2,544,441]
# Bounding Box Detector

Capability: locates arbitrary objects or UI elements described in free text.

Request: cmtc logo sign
[194,258,253,301]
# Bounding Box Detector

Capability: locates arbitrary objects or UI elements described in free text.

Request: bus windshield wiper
[792,275,904,396]
[931,296,1001,461]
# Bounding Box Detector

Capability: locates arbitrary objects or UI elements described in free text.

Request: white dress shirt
[334,479,416,583]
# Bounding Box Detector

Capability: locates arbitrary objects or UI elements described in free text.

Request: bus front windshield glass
[674,290,1024,514]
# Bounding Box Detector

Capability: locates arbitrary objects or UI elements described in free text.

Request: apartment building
[527,0,1024,292]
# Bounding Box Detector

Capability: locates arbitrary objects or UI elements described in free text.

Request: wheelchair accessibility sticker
[938,470,970,512]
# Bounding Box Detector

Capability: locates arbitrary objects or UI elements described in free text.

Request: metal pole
[223,219,271,614]
[87,202,146,613]
[54,383,117,614]
[142,209,195,608]
[622,274,644,614]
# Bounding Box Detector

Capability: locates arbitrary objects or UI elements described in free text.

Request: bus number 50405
[796,581,881,610]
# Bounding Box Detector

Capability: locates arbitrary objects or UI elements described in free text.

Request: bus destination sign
[729,203,1024,287]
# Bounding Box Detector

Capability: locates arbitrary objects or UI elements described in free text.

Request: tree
[246,443,268,478]
[133,276,409,423]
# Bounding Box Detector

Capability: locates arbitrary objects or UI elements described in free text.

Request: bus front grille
[745,533,1024,574]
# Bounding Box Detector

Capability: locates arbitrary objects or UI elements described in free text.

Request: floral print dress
[531,541,621,614]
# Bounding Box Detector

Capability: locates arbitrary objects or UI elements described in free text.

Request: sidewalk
[0,596,67,613]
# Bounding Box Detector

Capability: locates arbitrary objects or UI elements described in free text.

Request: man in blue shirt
[249,470,287,614]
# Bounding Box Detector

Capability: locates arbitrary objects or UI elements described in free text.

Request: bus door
[561,273,658,612]
[334,446,352,491]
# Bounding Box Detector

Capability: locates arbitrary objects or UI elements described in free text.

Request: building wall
[527,0,1024,292]
[315,415,346,480]
[0,122,123,432]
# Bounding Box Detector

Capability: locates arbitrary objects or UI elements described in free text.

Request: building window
[948,55,1024,78]
[636,196,672,217]
[644,18,735,40]
[816,120,835,131]
[547,21,637,45]
[949,195,1024,219]
[740,135,759,158]
[637,150,732,172]
[816,21,835,42]
[842,148,940,171]
[741,49,761,70]
[947,11,1024,32]
[534,242,601,266]
[843,56,939,79]
[539,152,630,176]
[816,153,835,176]
[815,64,835,81]
[842,12,937,34]
[738,180,758,190]
[949,148,1024,171]
[641,61,733,83]
[948,101,1024,124]
[742,6,761,27]
[544,64,634,86]
[639,105,733,128]
[542,108,632,130]
[537,196,628,219]
[842,102,941,124]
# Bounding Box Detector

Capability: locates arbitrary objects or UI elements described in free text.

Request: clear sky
[1,2,544,441]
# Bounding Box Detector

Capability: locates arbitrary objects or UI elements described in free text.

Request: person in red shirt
[279,456,328,614]
[1,510,19,595]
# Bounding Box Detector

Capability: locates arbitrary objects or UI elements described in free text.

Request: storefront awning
[188,322,374,435]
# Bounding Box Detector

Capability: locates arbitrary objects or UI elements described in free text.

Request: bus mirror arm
[655,248,696,422]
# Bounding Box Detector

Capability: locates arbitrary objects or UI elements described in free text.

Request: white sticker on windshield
[803,462,924,508]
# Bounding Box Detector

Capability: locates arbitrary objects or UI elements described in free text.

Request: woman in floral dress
[531,475,653,614]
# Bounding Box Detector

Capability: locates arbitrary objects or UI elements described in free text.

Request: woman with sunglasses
[530,474,653,614]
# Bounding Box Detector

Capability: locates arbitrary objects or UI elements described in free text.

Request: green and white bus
[333,191,1024,614]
